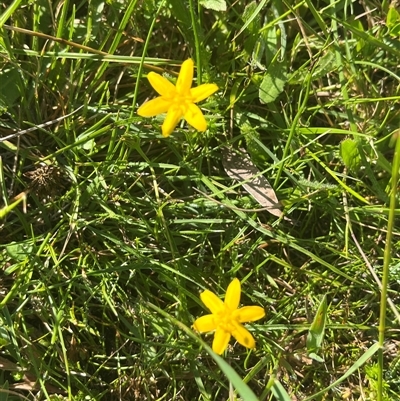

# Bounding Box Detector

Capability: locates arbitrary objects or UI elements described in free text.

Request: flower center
[166,91,193,112]
[214,306,236,333]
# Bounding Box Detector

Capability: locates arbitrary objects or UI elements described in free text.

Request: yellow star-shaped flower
[193,278,265,355]
[137,59,218,137]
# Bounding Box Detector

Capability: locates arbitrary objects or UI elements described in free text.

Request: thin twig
[0,106,84,142]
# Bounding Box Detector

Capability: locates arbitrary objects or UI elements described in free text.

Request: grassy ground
[1,0,400,400]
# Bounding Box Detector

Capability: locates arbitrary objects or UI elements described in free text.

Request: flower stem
[377,131,400,400]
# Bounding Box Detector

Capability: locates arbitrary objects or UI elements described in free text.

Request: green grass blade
[303,343,380,401]
[377,131,400,400]
[306,294,328,362]
[0,0,23,27]
[271,380,292,401]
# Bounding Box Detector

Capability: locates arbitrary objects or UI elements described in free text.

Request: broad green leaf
[389,20,400,36]
[259,60,287,104]
[5,241,33,261]
[242,1,259,35]
[340,138,362,171]
[199,0,226,11]
[386,7,400,29]
[243,2,260,37]
[259,25,277,69]
[308,352,324,363]
[306,295,328,362]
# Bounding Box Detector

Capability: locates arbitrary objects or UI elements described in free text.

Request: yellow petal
[193,314,217,332]
[200,289,224,314]
[231,321,256,349]
[137,97,171,117]
[147,72,176,96]
[162,105,183,137]
[233,306,265,323]
[191,83,218,103]
[184,103,207,132]
[176,59,194,94]
[212,328,231,355]
[224,278,241,311]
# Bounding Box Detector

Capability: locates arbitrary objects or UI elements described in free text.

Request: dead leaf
[222,148,282,218]
[0,356,20,371]
[9,372,65,394]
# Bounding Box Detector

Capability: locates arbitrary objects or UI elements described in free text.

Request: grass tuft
[1,0,399,400]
